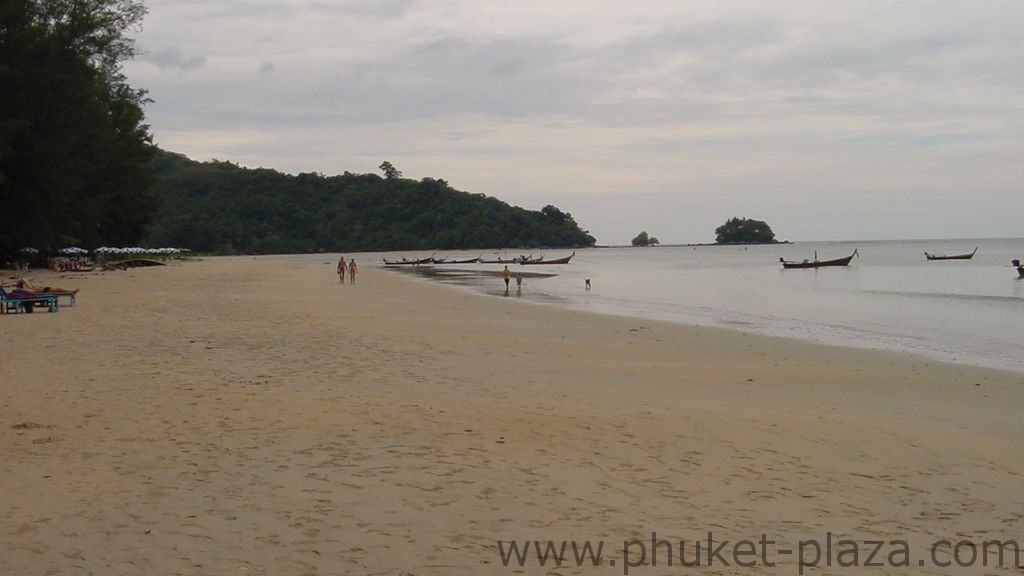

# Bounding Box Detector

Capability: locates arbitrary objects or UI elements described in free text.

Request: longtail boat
[382,256,433,266]
[432,257,481,264]
[924,247,977,261]
[520,251,575,265]
[780,249,857,269]
[104,259,166,270]
[481,254,535,264]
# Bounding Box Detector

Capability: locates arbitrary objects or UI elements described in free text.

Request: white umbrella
[59,246,88,254]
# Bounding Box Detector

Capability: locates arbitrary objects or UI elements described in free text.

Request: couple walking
[337,257,358,284]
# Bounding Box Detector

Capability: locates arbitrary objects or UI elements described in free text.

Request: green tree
[631,231,659,247]
[714,217,777,244]
[145,149,597,253]
[379,160,402,180]
[0,0,156,255]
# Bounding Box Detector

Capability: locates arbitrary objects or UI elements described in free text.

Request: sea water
[370,238,1024,374]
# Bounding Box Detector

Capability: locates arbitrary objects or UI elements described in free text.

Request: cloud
[142,47,207,73]
[124,0,1024,243]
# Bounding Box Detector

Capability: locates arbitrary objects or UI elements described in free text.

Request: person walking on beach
[337,257,347,284]
[349,258,358,284]
[502,265,511,289]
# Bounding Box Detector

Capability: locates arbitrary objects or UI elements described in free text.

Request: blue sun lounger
[39,291,76,307]
[0,286,59,313]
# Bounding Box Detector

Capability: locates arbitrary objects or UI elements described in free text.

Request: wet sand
[2,255,1022,574]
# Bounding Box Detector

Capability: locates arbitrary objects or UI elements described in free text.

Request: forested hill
[145,149,596,254]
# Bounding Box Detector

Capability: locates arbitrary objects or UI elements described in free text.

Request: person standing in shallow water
[502,266,511,289]
[337,257,347,284]
[349,258,358,284]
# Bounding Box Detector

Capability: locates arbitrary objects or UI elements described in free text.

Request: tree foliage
[144,149,597,254]
[0,0,157,257]
[714,217,777,244]
[378,160,402,180]
[631,231,659,247]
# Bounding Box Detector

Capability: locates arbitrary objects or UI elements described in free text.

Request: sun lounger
[40,291,76,307]
[0,287,59,313]
[12,279,77,306]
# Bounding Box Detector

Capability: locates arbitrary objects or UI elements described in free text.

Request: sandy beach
[2,255,1021,575]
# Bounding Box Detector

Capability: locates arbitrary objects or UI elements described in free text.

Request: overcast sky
[123,0,1023,244]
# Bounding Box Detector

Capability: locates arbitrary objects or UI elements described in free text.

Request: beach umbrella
[18,247,39,254]
[59,246,87,254]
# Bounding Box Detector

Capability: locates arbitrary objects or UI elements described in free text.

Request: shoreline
[3,255,1022,574]
[376,259,1024,376]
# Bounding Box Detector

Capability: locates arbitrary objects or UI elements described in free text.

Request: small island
[630,231,660,247]
[714,217,778,244]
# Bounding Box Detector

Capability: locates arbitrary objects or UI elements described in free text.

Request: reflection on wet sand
[384,265,565,302]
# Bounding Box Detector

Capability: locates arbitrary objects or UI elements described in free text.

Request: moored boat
[382,256,433,266]
[432,257,481,264]
[520,251,575,265]
[924,247,977,261]
[481,254,535,264]
[780,249,857,269]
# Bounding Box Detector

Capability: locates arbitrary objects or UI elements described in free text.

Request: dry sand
[2,255,1022,575]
